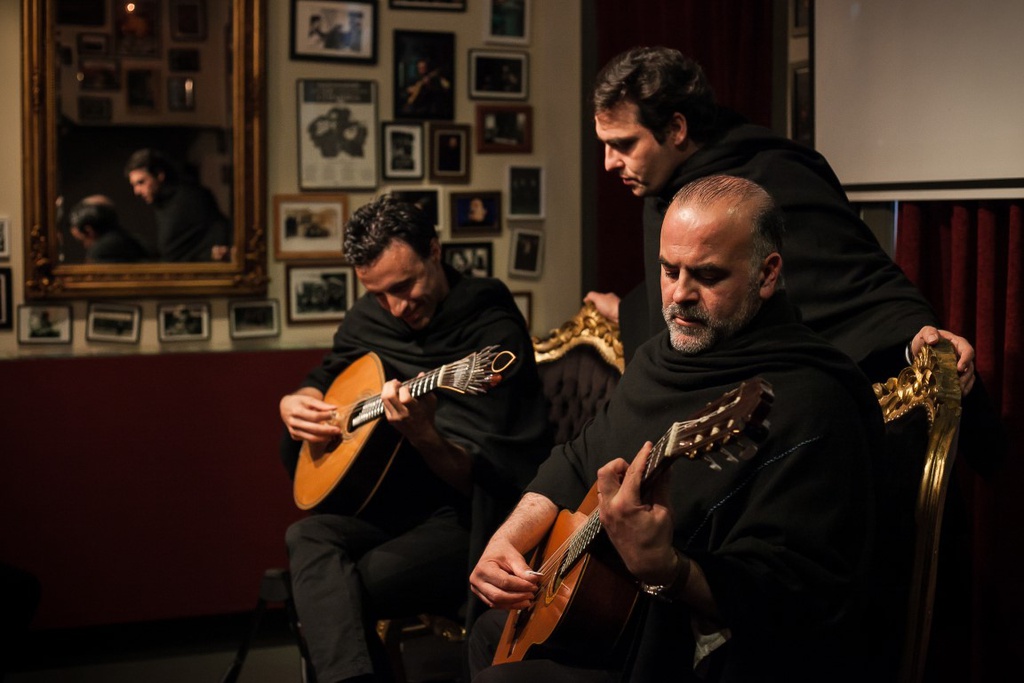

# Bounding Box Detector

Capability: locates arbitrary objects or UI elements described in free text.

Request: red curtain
[896,199,1024,680]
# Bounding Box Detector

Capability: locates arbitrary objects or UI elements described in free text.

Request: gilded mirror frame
[21,0,266,299]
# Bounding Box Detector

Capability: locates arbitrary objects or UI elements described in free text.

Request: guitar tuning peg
[702,454,722,471]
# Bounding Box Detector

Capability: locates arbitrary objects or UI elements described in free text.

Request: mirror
[22,0,266,299]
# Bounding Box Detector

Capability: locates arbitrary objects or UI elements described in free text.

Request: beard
[662,288,762,355]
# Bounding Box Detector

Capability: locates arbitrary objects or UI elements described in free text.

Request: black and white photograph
[429,123,470,183]
[381,122,424,180]
[17,305,72,345]
[0,267,12,331]
[291,0,377,64]
[229,299,281,339]
[509,227,543,278]
[86,303,141,344]
[274,193,348,261]
[394,30,455,120]
[469,49,528,100]
[0,216,9,259]
[506,164,544,219]
[476,104,532,153]
[114,0,161,57]
[287,265,355,323]
[387,187,442,229]
[389,0,465,10]
[450,191,501,236]
[170,0,207,41]
[486,0,529,45]
[297,79,378,190]
[158,303,211,342]
[442,242,493,278]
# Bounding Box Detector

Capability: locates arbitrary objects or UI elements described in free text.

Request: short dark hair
[68,199,120,236]
[592,46,718,144]
[124,148,175,181]
[343,194,437,266]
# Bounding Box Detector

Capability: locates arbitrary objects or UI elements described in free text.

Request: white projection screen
[814,0,1024,199]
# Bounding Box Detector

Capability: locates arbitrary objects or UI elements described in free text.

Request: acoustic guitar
[492,377,774,666]
[293,345,515,512]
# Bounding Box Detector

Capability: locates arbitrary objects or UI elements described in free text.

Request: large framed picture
[485,0,529,45]
[450,191,501,236]
[273,193,348,261]
[469,49,528,100]
[381,122,424,180]
[114,0,160,57]
[287,264,356,323]
[509,227,543,278]
[476,104,532,153]
[0,267,12,331]
[393,30,455,120]
[17,305,72,345]
[428,123,471,183]
[389,0,465,10]
[297,79,378,190]
[387,187,443,230]
[442,242,493,278]
[291,0,378,64]
[506,165,544,219]
[158,302,211,342]
[229,299,281,339]
[86,303,141,344]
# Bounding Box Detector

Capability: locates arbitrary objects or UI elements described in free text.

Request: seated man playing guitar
[279,195,551,683]
[468,176,887,682]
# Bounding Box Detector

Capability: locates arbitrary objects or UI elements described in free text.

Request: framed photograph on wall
[389,0,465,10]
[506,165,544,219]
[450,191,501,236]
[429,123,471,183]
[0,216,9,259]
[168,48,201,72]
[114,0,160,57]
[469,49,528,100]
[791,61,814,147]
[511,291,532,330]
[170,0,207,41]
[441,242,493,278]
[297,79,378,190]
[78,96,113,122]
[393,30,455,120]
[126,67,160,113]
[476,104,532,153]
[485,0,529,45]
[157,302,211,342]
[287,264,356,323]
[0,267,12,331]
[274,193,348,261]
[167,76,196,111]
[76,32,110,57]
[229,299,281,339]
[86,303,141,344]
[78,58,120,91]
[381,121,424,180]
[291,0,378,64]
[509,227,543,278]
[17,305,72,345]
[387,186,443,230]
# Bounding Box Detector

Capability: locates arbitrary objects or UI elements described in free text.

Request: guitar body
[493,486,640,666]
[293,353,402,513]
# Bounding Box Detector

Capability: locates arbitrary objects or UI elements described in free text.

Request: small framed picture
[78,95,113,122]
[394,29,455,120]
[450,191,501,236]
[0,216,9,258]
[509,227,543,278]
[0,267,12,331]
[506,165,544,219]
[485,0,529,45]
[167,76,196,111]
[114,0,160,57]
[791,0,811,37]
[429,123,471,183]
[76,32,110,57]
[511,291,532,329]
[791,61,813,147]
[273,193,348,261]
[126,67,160,113]
[298,79,378,190]
[381,122,424,180]
[168,48,200,72]
[287,264,356,323]
[476,104,532,154]
[389,0,465,10]
[291,0,378,64]
[442,242,493,278]
[86,303,141,344]
[157,302,211,342]
[17,305,72,345]
[469,49,528,100]
[387,187,443,230]
[170,0,207,41]
[57,0,105,25]
[229,299,281,339]
[78,58,120,91]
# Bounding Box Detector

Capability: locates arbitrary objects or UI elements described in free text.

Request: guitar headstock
[438,345,517,394]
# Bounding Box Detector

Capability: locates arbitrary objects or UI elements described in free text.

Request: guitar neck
[348,366,447,429]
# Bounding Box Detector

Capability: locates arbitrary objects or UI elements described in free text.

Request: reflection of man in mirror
[124,148,231,262]
[307,107,368,159]
[68,195,149,263]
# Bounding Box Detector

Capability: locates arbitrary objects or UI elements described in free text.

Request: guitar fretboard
[349,367,447,429]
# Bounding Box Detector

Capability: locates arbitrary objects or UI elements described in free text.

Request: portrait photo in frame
[0,267,12,331]
[76,32,109,57]
[506,164,544,219]
[509,227,543,278]
[291,0,378,64]
[126,67,160,113]
[429,123,471,183]
[381,122,424,180]
[450,191,501,236]
[229,300,281,339]
[158,303,211,342]
[17,305,72,345]
[393,30,455,121]
[287,264,356,323]
[170,0,207,41]
[86,303,141,344]
[442,242,493,278]
[297,79,378,190]
[476,104,532,153]
[274,193,349,261]
[485,0,529,45]
[469,49,528,100]
[387,187,443,230]
[389,0,465,10]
